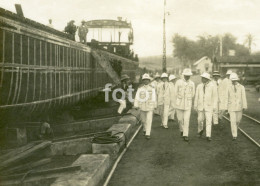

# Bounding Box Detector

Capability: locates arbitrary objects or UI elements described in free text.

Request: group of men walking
[133,69,247,141]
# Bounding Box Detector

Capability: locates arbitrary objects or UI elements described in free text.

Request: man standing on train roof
[194,72,218,141]
[150,72,161,115]
[47,19,53,28]
[168,74,177,122]
[224,73,247,140]
[211,71,222,125]
[219,69,232,120]
[175,68,195,141]
[64,20,77,41]
[78,20,88,44]
[157,73,171,129]
[134,73,157,139]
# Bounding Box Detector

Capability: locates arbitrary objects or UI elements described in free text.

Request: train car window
[22,35,28,65]
[68,47,71,67]
[60,46,64,68]
[5,31,12,64]
[14,33,21,64]
[29,38,34,65]
[41,41,46,66]
[35,39,40,66]
[51,43,55,67]
[0,30,3,63]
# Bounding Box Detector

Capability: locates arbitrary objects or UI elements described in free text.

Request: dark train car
[217,56,260,84]
[0,8,138,124]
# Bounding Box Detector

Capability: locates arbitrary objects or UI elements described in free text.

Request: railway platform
[108,111,260,186]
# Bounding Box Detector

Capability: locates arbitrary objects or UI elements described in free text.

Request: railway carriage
[0,8,138,124]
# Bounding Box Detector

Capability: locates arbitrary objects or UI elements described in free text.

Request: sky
[1,0,260,57]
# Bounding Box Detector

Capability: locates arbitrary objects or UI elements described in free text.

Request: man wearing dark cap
[114,74,133,114]
[64,20,77,41]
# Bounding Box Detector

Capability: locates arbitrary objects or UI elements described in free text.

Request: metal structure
[0,7,138,123]
[162,0,167,72]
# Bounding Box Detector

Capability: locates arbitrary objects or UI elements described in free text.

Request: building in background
[193,56,212,74]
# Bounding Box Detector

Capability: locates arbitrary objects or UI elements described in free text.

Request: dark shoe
[184,136,189,142]
[143,131,146,136]
[145,135,150,140]
[199,130,203,137]
[207,137,212,141]
[163,125,168,129]
[232,137,237,141]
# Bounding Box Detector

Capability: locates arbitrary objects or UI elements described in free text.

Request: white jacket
[194,81,218,112]
[174,79,195,110]
[169,82,176,108]
[157,82,171,106]
[134,85,157,111]
[225,83,247,112]
[219,78,232,110]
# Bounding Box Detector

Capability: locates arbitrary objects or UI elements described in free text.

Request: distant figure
[128,29,134,43]
[38,122,54,140]
[64,20,77,41]
[78,20,88,44]
[47,19,53,28]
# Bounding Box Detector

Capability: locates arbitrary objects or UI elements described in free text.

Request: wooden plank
[0,141,39,162]
[4,158,51,175]
[0,141,51,169]
[0,165,81,181]
[91,49,120,84]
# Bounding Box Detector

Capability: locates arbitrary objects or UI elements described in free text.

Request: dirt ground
[108,112,260,186]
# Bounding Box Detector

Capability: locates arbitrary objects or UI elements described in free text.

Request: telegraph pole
[162,0,167,72]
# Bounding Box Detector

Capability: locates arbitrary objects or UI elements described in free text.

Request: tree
[244,34,255,54]
[172,33,250,66]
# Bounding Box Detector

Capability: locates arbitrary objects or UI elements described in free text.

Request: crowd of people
[132,69,247,141]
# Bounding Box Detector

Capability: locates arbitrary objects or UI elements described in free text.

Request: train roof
[85,19,132,28]
[0,7,73,40]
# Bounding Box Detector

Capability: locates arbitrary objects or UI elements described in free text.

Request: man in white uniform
[134,74,157,139]
[168,74,177,121]
[175,69,195,141]
[157,73,171,128]
[219,70,232,119]
[225,73,247,140]
[211,71,222,125]
[151,73,161,115]
[194,72,218,141]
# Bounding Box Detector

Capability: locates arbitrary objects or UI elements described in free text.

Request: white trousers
[158,104,169,127]
[169,108,176,120]
[176,109,191,136]
[198,111,213,137]
[213,109,219,125]
[229,111,242,137]
[140,110,153,136]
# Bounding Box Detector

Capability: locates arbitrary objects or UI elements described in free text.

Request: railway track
[223,114,260,148]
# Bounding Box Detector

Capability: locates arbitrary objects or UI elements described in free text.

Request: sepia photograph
[0,0,259,185]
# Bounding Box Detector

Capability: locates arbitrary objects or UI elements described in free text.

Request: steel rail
[104,121,142,186]
[243,114,260,125]
[223,116,260,148]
